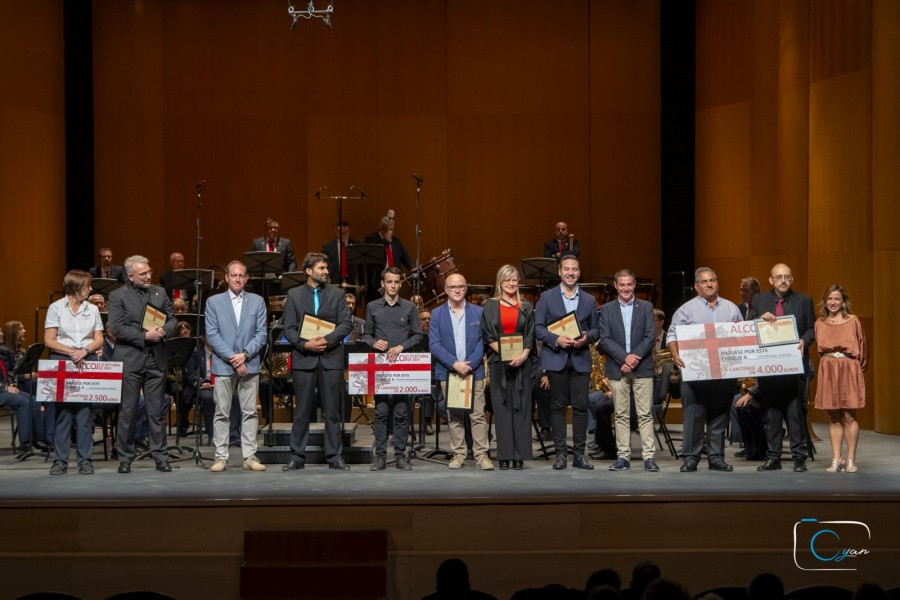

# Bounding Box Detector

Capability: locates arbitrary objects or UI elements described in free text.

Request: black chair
[694,586,747,600]
[785,585,852,600]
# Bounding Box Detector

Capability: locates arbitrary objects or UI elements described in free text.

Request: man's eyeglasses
[445,285,466,292]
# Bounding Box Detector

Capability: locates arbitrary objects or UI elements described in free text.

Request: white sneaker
[475,455,494,470]
[243,455,267,471]
[210,459,227,473]
[448,455,466,469]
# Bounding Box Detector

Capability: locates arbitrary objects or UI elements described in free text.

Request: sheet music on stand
[281,271,308,293]
[244,251,284,277]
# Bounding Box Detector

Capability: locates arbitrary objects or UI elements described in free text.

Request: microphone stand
[412,174,423,299]
[191,180,212,467]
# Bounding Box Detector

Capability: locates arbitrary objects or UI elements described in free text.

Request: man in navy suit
[542,221,580,260]
[108,255,178,473]
[248,217,298,274]
[282,252,353,471]
[321,221,361,285]
[598,269,659,472]
[88,247,127,284]
[429,273,493,470]
[535,255,600,470]
[751,263,815,472]
[204,260,269,472]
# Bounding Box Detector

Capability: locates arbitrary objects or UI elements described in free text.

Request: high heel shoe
[825,458,846,472]
[846,458,858,473]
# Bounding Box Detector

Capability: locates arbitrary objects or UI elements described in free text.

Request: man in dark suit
[542,221,580,260]
[364,215,412,302]
[598,269,659,472]
[89,247,127,284]
[534,254,600,470]
[108,255,178,473]
[321,221,361,285]
[751,263,815,472]
[159,251,191,302]
[248,217,298,274]
[282,252,353,471]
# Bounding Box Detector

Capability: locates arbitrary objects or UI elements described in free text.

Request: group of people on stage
[1,217,868,476]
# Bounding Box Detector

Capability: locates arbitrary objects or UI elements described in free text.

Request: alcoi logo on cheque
[793,518,871,571]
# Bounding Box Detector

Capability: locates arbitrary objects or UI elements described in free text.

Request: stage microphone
[315,186,327,199]
[351,185,368,199]
[194,180,207,192]
[412,173,423,185]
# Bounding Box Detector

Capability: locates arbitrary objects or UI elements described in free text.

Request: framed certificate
[300,314,336,340]
[547,312,582,340]
[142,304,167,330]
[499,335,524,362]
[755,315,799,347]
[446,373,474,412]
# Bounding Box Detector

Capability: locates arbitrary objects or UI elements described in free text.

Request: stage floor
[2,422,900,506]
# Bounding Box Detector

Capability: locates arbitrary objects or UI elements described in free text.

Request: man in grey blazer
[282,252,353,471]
[534,255,600,470]
[598,269,659,472]
[205,260,269,473]
[108,255,178,473]
[248,216,298,274]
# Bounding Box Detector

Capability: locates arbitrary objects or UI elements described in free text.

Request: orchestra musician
[88,247,127,284]
[322,220,360,285]
[248,217,298,274]
[542,222,580,259]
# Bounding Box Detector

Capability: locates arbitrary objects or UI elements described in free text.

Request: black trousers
[681,379,733,463]
[289,364,344,464]
[733,393,765,460]
[373,394,409,457]
[758,375,807,460]
[118,355,167,463]
[547,360,589,457]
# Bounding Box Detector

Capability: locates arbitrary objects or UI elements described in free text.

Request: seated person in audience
[88,247,127,283]
[747,573,783,600]
[621,560,662,600]
[1,322,49,450]
[421,558,497,600]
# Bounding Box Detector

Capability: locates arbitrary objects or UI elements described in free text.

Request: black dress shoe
[118,461,132,474]
[552,456,567,470]
[793,457,807,472]
[680,461,698,472]
[370,456,386,471]
[282,458,304,471]
[709,460,733,472]
[513,460,524,470]
[395,457,412,470]
[734,449,748,458]
[155,460,172,472]
[757,458,782,471]
[499,460,510,470]
[329,458,351,471]
[573,455,594,470]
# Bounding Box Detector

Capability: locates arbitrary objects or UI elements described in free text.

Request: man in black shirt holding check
[363,267,423,470]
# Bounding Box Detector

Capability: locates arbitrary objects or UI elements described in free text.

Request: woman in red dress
[814,284,867,473]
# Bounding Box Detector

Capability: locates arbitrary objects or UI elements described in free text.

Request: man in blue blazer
[282,252,353,471]
[429,273,493,470]
[535,255,600,470]
[598,269,659,472]
[204,260,269,472]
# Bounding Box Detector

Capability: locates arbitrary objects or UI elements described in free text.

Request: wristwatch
[242,349,250,361]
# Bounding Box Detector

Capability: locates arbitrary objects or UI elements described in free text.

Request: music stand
[521,258,558,288]
[13,343,47,462]
[281,271,308,293]
[347,244,385,297]
[162,336,197,462]
[245,251,284,276]
[91,278,121,297]
[169,269,213,294]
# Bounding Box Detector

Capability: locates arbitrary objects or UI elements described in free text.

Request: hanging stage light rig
[288,1,334,29]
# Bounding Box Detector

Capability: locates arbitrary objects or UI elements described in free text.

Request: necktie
[268,240,275,252]
[558,241,564,254]
[0,358,8,382]
[776,298,785,317]
[313,288,320,315]
[341,240,348,278]
[386,243,394,268]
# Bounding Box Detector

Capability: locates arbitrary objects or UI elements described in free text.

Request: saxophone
[589,343,612,395]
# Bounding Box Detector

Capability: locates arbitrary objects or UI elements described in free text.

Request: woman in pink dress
[814,284,868,473]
